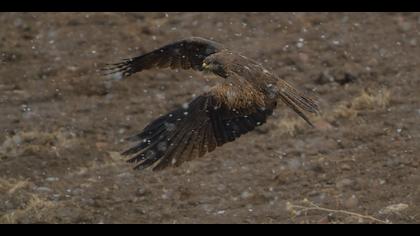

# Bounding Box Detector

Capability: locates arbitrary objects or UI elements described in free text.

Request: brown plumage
[103,37,319,171]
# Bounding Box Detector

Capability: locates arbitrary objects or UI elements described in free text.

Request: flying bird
[103,37,319,171]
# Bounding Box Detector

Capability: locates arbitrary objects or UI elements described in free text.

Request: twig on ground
[286,199,390,224]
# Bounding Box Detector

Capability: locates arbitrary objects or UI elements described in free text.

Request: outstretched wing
[102,37,224,77]
[121,88,276,171]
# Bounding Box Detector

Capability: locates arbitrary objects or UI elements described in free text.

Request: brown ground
[1,12,420,224]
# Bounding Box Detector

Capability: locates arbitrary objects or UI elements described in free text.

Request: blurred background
[0,12,419,223]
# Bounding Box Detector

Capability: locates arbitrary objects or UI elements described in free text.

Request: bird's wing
[121,84,276,171]
[102,37,224,77]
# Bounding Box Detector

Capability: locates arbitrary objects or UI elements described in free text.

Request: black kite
[103,37,319,171]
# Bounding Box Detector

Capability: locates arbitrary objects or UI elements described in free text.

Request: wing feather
[102,37,224,77]
[122,90,276,171]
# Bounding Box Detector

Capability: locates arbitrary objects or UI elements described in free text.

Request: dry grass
[333,103,359,120]
[333,88,391,119]
[276,117,306,136]
[352,89,391,110]
[0,195,57,224]
[0,128,79,158]
[275,88,392,134]
[67,151,124,177]
[0,178,30,195]
[286,199,390,224]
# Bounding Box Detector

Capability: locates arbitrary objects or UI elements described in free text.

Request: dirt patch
[1,12,420,223]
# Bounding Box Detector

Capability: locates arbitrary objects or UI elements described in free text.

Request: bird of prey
[103,37,319,171]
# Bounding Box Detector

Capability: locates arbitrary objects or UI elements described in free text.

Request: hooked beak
[202,62,210,70]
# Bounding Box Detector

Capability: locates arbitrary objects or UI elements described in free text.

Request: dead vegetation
[0,177,57,224]
[0,178,30,195]
[69,151,124,177]
[0,128,79,159]
[333,88,391,119]
[276,88,391,135]
[277,117,307,136]
[286,199,390,224]
[0,194,57,224]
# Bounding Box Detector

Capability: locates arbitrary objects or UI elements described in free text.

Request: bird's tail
[276,80,319,127]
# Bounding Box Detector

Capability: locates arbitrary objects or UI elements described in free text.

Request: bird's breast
[213,82,267,110]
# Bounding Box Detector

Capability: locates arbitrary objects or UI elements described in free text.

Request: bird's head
[202,55,228,78]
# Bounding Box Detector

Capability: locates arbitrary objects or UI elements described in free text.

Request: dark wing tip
[121,95,215,171]
[101,37,225,78]
[100,59,135,78]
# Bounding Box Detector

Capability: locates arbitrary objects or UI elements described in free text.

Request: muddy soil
[0,12,420,223]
